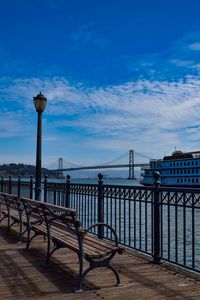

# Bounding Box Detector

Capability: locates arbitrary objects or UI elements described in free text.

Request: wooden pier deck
[1,222,200,299]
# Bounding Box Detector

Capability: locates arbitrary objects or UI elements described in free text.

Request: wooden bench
[0,193,9,224]
[0,193,24,238]
[0,193,41,242]
[0,193,124,292]
[22,197,124,292]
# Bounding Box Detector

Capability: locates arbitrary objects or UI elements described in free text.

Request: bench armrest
[85,222,119,245]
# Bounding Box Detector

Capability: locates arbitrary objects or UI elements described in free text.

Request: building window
[196,178,198,183]
[177,179,179,183]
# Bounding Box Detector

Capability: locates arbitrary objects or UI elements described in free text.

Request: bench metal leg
[26,231,44,249]
[74,253,84,293]
[8,219,17,230]
[46,237,52,266]
[26,228,31,249]
[108,265,121,287]
[0,214,7,224]
[7,217,11,231]
[46,242,63,266]
[74,255,122,292]
[18,220,23,243]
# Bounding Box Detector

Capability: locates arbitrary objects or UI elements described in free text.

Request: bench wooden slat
[32,220,118,259]
[54,229,118,258]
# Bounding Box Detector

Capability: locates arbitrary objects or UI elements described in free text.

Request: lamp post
[33,92,47,200]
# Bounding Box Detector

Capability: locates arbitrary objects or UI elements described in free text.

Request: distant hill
[0,163,58,178]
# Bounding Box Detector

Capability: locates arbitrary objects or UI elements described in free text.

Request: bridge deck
[52,163,149,172]
[1,221,200,299]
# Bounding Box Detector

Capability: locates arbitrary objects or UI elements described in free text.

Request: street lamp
[33,92,47,200]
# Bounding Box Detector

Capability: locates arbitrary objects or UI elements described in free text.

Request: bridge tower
[57,157,64,178]
[128,149,135,179]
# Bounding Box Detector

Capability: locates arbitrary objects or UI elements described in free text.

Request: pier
[1,173,200,298]
[1,219,200,299]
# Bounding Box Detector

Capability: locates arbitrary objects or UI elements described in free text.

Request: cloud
[1,32,200,161]
[125,32,200,82]
[0,111,33,138]
[189,42,200,51]
[69,24,108,49]
[54,76,200,157]
[1,76,200,152]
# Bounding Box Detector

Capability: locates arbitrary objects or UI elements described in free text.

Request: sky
[0,0,200,169]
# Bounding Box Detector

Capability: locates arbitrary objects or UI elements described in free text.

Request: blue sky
[0,0,200,168]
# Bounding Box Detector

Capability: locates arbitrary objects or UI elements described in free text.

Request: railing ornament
[98,173,103,181]
[153,171,161,186]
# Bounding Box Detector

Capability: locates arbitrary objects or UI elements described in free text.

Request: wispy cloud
[69,24,108,49]
[0,110,33,138]
[188,42,200,51]
[1,73,200,158]
[1,32,200,162]
[125,32,200,82]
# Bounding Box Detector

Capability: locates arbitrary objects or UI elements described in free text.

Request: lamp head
[33,92,47,113]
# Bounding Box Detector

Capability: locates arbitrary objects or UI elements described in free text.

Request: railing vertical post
[9,176,12,194]
[98,173,104,239]
[1,176,3,193]
[18,175,21,197]
[53,190,57,205]
[152,171,161,264]
[66,175,71,208]
[30,175,33,199]
[44,175,48,203]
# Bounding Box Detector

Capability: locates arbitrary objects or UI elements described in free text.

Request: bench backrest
[20,197,43,222]
[1,193,83,241]
[40,202,81,231]
[3,193,21,214]
[21,197,81,231]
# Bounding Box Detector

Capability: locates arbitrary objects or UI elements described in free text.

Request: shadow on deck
[0,222,200,300]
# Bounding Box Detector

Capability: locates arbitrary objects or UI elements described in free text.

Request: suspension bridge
[49,150,150,179]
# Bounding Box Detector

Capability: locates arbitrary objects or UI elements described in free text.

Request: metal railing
[1,173,200,273]
[0,176,33,198]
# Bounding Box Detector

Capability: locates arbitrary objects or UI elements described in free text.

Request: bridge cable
[134,151,152,160]
[102,151,129,165]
